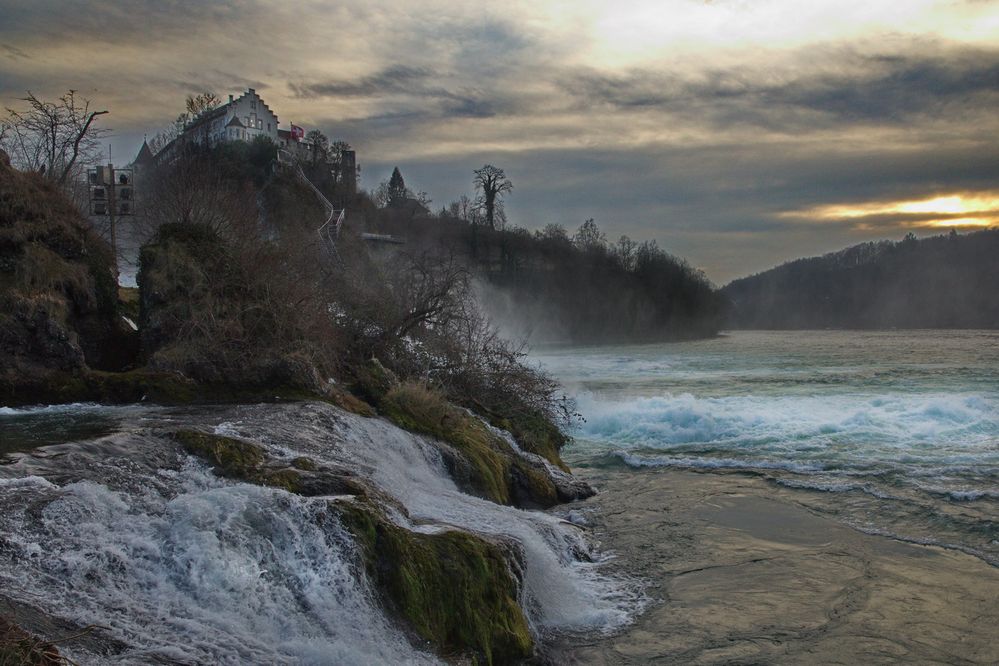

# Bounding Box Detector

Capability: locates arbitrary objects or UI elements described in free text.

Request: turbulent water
[535,330,999,566]
[0,402,638,664]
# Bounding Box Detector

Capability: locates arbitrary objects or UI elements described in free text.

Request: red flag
[291,124,304,140]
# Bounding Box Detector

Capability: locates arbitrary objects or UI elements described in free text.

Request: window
[267,122,270,131]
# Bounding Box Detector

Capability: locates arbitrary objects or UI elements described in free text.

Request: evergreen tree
[388,167,408,208]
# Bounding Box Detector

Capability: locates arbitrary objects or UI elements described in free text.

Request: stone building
[142,88,357,195]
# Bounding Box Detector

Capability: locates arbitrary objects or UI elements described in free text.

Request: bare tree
[144,152,257,236]
[472,164,512,230]
[573,218,606,251]
[328,139,353,185]
[147,91,220,154]
[0,90,108,185]
[447,194,480,225]
[185,92,221,118]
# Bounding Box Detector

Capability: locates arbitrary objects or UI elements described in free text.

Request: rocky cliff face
[0,157,135,402]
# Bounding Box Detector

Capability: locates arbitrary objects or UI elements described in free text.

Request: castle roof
[133,139,155,165]
[225,115,245,128]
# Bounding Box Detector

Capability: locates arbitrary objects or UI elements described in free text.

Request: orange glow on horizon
[784,193,999,228]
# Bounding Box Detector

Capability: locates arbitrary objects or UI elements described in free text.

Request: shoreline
[549,466,999,665]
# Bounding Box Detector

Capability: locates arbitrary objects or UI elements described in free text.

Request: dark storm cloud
[292,65,510,121]
[0,0,260,45]
[1,44,30,61]
[558,46,999,130]
[291,66,432,98]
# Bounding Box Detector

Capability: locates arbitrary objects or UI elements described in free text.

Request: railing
[278,149,344,263]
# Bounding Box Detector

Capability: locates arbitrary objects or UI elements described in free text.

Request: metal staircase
[278,148,345,264]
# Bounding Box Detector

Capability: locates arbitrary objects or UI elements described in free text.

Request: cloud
[292,66,431,98]
[556,44,999,132]
[1,43,30,61]
[3,0,999,283]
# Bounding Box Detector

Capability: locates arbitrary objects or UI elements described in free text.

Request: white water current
[0,401,639,664]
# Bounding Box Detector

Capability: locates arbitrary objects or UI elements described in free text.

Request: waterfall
[0,401,641,664]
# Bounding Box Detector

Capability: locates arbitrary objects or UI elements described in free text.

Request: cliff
[0,154,137,402]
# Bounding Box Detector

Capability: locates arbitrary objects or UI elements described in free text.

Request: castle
[135,88,356,193]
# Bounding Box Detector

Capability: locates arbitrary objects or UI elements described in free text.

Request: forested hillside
[369,209,725,344]
[723,230,999,329]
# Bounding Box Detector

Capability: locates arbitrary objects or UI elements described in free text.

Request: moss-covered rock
[339,502,533,666]
[171,429,369,497]
[170,426,535,664]
[380,381,562,508]
[173,430,266,477]
[326,387,376,417]
[350,357,400,405]
[0,157,136,383]
[487,410,570,473]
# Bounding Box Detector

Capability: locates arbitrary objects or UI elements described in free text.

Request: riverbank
[549,466,999,665]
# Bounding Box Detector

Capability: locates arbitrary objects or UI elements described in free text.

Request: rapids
[0,402,640,664]
[535,330,999,566]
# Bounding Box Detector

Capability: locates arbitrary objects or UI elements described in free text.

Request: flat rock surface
[549,468,999,665]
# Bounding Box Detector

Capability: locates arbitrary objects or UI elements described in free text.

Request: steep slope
[0,153,136,401]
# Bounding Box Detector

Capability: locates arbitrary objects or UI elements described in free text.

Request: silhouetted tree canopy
[387,167,408,208]
[723,229,999,329]
[366,205,725,343]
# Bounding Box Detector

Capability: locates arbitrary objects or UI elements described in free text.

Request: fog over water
[534,330,999,565]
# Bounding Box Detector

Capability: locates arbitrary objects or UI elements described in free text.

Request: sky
[3,0,999,283]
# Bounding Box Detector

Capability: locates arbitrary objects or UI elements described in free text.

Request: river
[537,329,999,566]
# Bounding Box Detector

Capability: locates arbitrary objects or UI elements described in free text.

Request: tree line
[723,229,999,329]
[366,166,725,343]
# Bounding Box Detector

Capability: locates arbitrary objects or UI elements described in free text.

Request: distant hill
[722,229,999,329]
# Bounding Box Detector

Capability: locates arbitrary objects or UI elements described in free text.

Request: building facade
[144,88,356,195]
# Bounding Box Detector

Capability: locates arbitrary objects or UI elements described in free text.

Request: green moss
[172,430,266,478]
[381,382,512,505]
[169,431,369,498]
[117,286,140,321]
[339,503,533,665]
[381,381,564,508]
[328,388,377,417]
[351,357,400,405]
[82,232,117,320]
[290,456,318,471]
[258,468,303,493]
[487,410,570,473]
[510,458,559,507]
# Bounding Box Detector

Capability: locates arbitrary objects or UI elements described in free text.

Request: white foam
[0,464,438,665]
[0,403,100,416]
[0,402,642,662]
[0,475,57,489]
[575,391,999,473]
[272,407,645,635]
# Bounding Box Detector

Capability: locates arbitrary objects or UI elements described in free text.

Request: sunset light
[786,193,999,228]
[2,1,999,663]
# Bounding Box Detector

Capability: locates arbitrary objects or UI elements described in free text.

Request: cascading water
[0,402,641,664]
